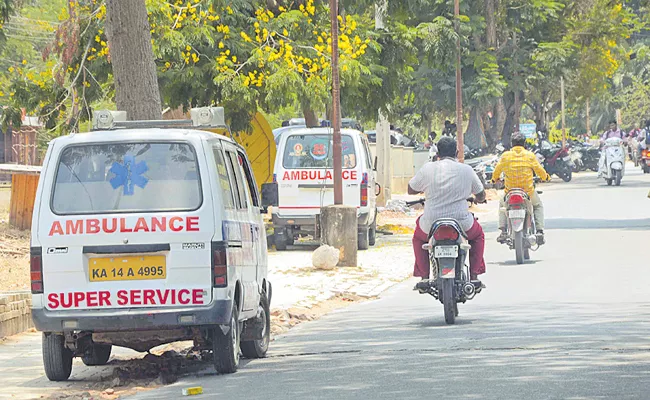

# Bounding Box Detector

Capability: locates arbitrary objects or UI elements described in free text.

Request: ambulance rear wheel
[274,230,287,251]
[81,343,112,366]
[212,305,241,374]
[42,333,73,381]
[358,227,369,250]
[368,218,377,247]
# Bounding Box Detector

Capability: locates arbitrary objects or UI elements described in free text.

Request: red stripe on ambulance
[48,216,200,236]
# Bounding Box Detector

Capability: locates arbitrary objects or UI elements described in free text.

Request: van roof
[279,127,364,138]
[50,128,235,146]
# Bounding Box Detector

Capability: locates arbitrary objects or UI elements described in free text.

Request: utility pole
[330,0,342,205]
[454,0,464,162]
[321,0,357,267]
[586,97,591,136]
[560,76,566,149]
[375,0,391,207]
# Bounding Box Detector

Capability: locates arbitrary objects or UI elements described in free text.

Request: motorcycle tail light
[433,225,459,241]
[508,194,525,205]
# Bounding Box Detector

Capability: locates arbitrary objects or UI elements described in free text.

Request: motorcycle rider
[598,120,625,177]
[493,133,551,245]
[408,136,486,284]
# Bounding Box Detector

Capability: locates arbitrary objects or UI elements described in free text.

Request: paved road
[130,167,650,400]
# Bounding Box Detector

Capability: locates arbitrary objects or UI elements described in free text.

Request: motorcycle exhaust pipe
[527,235,537,246]
[463,283,475,297]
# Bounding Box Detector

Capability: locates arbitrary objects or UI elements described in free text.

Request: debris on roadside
[312,245,340,270]
[182,386,204,396]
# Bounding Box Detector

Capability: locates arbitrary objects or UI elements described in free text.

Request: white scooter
[599,137,625,186]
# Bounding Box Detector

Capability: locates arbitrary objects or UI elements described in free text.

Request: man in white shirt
[408,137,487,283]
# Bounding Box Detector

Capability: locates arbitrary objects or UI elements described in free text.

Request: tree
[105,0,161,120]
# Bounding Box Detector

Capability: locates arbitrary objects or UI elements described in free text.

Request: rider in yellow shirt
[492,134,551,244]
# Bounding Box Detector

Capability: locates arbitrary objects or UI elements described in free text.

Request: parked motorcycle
[499,189,542,264]
[535,140,574,182]
[408,198,484,324]
[599,137,625,186]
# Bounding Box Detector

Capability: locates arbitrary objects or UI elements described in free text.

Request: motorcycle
[641,148,650,174]
[627,137,640,167]
[535,140,574,182]
[408,198,484,325]
[499,189,542,264]
[599,137,625,186]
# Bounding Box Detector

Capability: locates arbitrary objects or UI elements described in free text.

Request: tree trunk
[464,107,486,149]
[302,107,319,127]
[485,0,497,48]
[105,0,162,121]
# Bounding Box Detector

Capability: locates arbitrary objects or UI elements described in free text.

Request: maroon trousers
[412,216,486,279]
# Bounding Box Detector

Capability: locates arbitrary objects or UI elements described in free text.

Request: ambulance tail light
[361,173,368,207]
[212,243,228,288]
[30,247,43,294]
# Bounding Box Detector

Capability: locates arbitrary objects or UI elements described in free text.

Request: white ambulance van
[31,107,271,381]
[267,127,379,250]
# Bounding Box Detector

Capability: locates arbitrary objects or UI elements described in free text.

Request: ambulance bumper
[272,211,371,227]
[31,299,233,333]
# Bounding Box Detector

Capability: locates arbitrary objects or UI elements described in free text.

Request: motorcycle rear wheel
[514,231,525,265]
[442,279,456,325]
[614,170,622,186]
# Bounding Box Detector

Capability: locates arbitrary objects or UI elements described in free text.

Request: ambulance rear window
[51,142,202,215]
[283,134,356,169]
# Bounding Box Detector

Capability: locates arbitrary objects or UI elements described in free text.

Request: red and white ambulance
[270,127,378,250]
[31,107,270,380]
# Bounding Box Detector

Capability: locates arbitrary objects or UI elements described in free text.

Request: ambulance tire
[358,227,370,250]
[274,231,288,251]
[81,343,112,366]
[368,217,377,247]
[213,305,241,374]
[240,290,270,359]
[42,333,73,381]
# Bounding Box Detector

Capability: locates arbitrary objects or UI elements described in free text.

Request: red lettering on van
[178,289,191,305]
[169,217,183,232]
[98,291,111,307]
[48,221,64,236]
[186,216,199,232]
[103,218,117,233]
[151,217,166,232]
[47,293,59,309]
[281,170,355,181]
[66,220,83,235]
[117,290,128,306]
[86,291,98,307]
[142,289,155,305]
[86,219,100,234]
[192,289,204,304]
[119,218,133,233]
[133,218,150,233]
[48,216,199,236]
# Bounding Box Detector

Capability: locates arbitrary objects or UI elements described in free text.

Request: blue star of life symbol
[109,155,149,196]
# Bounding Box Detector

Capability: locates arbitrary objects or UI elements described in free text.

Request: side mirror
[261,183,278,208]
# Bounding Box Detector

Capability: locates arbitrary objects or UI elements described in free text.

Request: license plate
[434,245,458,258]
[563,156,571,161]
[89,256,166,282]
[509,209,526,219]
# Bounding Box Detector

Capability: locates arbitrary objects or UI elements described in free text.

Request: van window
[238,151,259,207]
[51,142,201,215]
[212,147,235,209]
[361,137,373,169]
[283,134,356,169]
[225,150,248,209]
